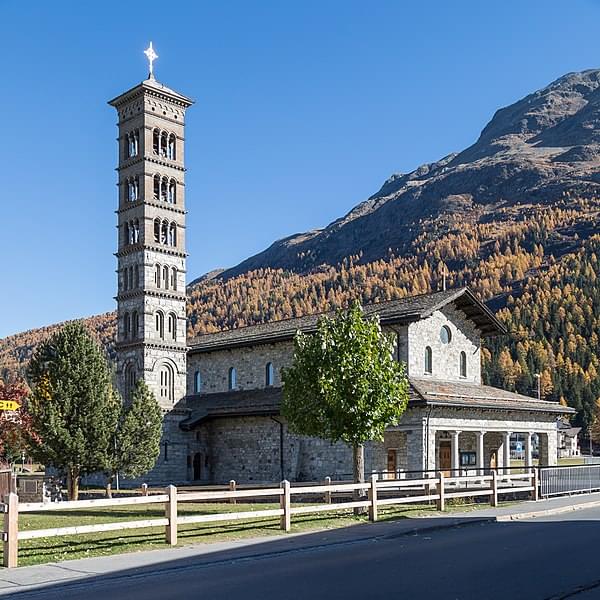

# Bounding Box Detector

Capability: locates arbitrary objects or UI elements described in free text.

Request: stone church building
[109,59,572,485]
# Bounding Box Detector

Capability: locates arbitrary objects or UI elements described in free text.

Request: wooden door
[439,442,452,476]
[193,453,202,481]
[387,449,397,479]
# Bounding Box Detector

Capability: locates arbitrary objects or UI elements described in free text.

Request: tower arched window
[460,351,467,378]
[124,363,136,402]
[171,267,177,290]
[265,362,274,387]
[133,219,140,243]
[132,311,139,339]
[168,312,177,340]
[160,132,168,157]
[124,223,130,246]
[161,220,168,245]
[167,134,176,160]
[153,174,160,201]
[168,180,176,203]
[155,311,165,339]
[127,176,139,202]
[168,222,176,247]
[228,367,237,390]
[123,312,130,339]
[425,346,433,375]
[154,218,161,243]
[155,263,161,287]
[159,363,174,403]
[194,370,202,394]
[163,266,169,290]
[153,129,160,155]
[161,176,168,202]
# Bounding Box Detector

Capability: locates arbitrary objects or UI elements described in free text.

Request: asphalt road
[7,508,600,600]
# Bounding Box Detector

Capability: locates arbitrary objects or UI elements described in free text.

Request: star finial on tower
[144,42,158,79]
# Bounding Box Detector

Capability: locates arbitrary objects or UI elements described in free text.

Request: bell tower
[109,44,193,410]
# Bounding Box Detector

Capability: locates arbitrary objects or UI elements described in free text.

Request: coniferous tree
[27,322,120,500]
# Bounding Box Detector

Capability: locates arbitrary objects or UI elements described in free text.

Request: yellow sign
[0,401,20,411]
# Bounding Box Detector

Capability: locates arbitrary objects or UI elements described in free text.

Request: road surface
[6,508,600,599]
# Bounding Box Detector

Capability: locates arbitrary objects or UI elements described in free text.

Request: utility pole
[534,373,541,401]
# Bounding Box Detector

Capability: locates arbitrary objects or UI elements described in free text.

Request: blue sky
[1,0,600,338]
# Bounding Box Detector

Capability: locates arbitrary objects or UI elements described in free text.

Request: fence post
[3,492,18,568]
[532,468,540,501]
[368,474,378,522]
[436,472,445,511]
[280,480,291,532]
[324,476,332,504]
[229,480,237,505]
[165,485,178,546]
[490,470,498,507]
[141,483,148,497]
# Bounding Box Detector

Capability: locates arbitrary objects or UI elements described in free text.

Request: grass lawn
[8,499,485,567]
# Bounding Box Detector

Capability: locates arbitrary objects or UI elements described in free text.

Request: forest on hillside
[1,196,599,429]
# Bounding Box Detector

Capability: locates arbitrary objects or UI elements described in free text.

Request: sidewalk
[1,492,599,596]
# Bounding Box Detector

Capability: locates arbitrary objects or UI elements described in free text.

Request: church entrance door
[439,442,451,476]
[193,453,202,481]
[386,449,397,480]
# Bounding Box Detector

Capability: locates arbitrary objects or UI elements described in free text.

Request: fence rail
[0,470,537,568]
[540,464,600,497]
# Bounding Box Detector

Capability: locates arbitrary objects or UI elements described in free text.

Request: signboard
[0,401,20,411]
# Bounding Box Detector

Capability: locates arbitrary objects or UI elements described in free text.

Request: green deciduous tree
[282,302,409,509]
[26,322,120,500]
[104,380,163,496]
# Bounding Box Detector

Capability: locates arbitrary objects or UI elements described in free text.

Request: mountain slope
[223,69,600,277]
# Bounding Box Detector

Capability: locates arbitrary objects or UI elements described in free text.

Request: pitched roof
[188,287,506,353]
[179,375,574,430]
[409,378,575,414]
[108,77,194,108]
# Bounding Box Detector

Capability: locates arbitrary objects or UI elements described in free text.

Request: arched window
[155,263,161,287]
[460,351,467,378]
[154,218,160,243]
[171,267,177,290]
[163,266,170,290]
[155,311,165,339]
[265,362,274,387]
[168,222,176,247]
[194,370,202,394]
[123,312,130,339]
[124,223,130,245]
[168,312,177,340]
[167,134,176,160]
[124,363,136,402]
[160,132,168,157]
[228,367,237,390]
[161,176,168,202]
[133,219,139,243]
[168,180,176,203]
[440,325,452,344]
[425,346,433,374]
[161,220,168,244]
[159,363,174,403]
[132,311,139,339]
[153,129,160,155]
[127,177,139,201]
[153,174,160,201]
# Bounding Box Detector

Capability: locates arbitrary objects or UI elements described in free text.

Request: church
[109,48,572,485]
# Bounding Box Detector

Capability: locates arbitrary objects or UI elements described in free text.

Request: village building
[109,55,573,486]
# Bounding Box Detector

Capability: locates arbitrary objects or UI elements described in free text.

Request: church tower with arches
[109,46,193,419]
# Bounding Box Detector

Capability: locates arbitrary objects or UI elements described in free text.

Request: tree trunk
[353,443,367,515]
[67,467,80,501]
[105,476,113,499]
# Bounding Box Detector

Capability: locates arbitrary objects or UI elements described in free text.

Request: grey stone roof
[188,287,506,353]
[180,375,573,430]
[410,378,575,414]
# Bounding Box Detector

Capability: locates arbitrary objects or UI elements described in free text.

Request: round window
[440,325,452,344]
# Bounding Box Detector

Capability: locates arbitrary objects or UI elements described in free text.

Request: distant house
[557,421,581,458]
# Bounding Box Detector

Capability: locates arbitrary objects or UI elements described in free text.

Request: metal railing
[539,464,600,498]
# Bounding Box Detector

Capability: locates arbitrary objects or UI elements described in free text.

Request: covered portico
[384,378,575,475]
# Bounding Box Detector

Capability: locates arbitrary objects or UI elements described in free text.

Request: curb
[495,499,600,522]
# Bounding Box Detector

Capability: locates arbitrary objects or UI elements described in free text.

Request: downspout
[425,405,434,474]
[270,416,285,480]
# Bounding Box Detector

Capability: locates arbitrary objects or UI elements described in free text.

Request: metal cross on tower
[144,42,158,78]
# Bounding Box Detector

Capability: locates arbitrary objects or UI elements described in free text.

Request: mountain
[2,69,600,428]
[223,69,600,278]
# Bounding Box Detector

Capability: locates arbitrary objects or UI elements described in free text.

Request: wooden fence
[1,470,536,568]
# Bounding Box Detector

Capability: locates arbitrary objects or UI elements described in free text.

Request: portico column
[525,431,534,471]
[503,432,512,475]
[475,431,485,476]
[450,430,460,475]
